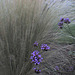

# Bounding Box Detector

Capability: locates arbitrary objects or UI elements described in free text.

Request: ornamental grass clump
[0,0,55,75]
[0,0,75,75]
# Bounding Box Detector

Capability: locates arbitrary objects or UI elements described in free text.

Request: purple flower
[31,50,39,56]
[54,66,59,71]
[58,22,63,26]
[30,50,43,65]
[58,18,71,29]
[41,44,50,51]
[33,67,41,74]
[58,18,64,29]
[60,18,64,22]
[58,22,63,29]
[64,18,71,24]
[34,55,43,65]
[68,66,74,71]
[33,41,38,47]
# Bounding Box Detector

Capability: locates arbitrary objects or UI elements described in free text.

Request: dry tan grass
[0,0,75,75]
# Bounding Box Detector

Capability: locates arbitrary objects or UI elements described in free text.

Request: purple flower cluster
[30,41,50,74]
[33,67,41,74]
[58,22,63,29]
[33,41,38,47]
[60,18,64,22]
[30,50,43,65]
[54,65,74,73]
[58,18,71,29]
[64,18,71,24]
[54,66,59,71]
[68,66,74,71]
[41,44,50,51]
